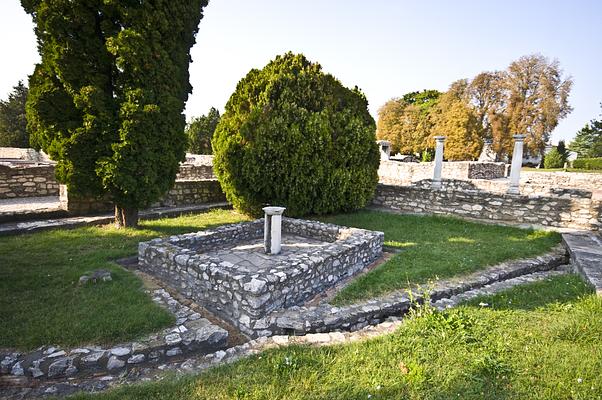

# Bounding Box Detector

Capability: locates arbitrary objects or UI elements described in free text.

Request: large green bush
[212,53,380,217]
[543,148,565,169]
[573,157,602,170]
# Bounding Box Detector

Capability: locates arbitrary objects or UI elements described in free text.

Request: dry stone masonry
[0,288,227,380]
[138,218,384,336]
[378,160,507,185]
[0,163,59,199]
[373,182,601,230]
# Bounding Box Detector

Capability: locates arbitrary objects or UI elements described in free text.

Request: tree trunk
[114,205,139,228]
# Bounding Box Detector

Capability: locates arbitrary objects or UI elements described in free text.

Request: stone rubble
[0,288,228,381]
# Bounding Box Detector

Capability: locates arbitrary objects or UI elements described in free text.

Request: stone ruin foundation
[138,217,384,336]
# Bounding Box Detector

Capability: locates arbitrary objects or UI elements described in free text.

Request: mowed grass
[70,274,602,400]
[522,167,602,173]
[318,211,561,305]
[0,209,249,351]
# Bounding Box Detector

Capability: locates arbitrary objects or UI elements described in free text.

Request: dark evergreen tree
[0,81,29,148]
[22,0,208,227]
[186,107,220,154]
[570,104,602,158]
[556,140,568,163]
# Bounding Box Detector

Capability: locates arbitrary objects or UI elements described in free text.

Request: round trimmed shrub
[212,53,379,217]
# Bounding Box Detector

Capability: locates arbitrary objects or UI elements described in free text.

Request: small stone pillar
[478,138,496,162]
[376,140,391,161]
[507,134,525,194]
[263,206,286,255]
[432,136,446,189]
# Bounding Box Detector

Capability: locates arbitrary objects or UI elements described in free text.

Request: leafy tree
[22,0,208,227]
[212,52,379,217]
[467,71,506,142]
[0,81,29,148]
[570,105,602,158]
[186,107,220,154]
[432,80,481,160]
[376,90,440,155]
[505,54,573,158]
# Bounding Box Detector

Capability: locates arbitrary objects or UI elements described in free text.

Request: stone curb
[0,288,228,380]
[562,232,602,296]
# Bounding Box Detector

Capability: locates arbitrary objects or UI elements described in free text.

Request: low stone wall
[254,247,566,336]
[58,180,226,215]
[158,180,225,207]
[138,219,384,336]
[378,161,506,185]
[0,163,59,199]
[0,287,228,380]
[521,171,602,191]
[372,182,602,230]
[177,154,215,180]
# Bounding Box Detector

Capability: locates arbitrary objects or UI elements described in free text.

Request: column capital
[263,206,286,216]
[434,136,446,142]
[512,134,526,141]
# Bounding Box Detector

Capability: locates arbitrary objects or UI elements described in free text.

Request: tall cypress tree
[22,0,207,227]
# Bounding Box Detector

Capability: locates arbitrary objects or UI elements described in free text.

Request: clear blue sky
[1,0,601,143]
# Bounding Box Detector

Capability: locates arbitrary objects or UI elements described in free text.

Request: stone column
[263,206,286,255]
[432,136,446,189]
[507,134,525,194]
[376,140,391,161]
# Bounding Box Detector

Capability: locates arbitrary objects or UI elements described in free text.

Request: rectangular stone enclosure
[138,218,384,335]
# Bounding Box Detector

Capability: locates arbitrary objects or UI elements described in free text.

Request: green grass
[0,209,560,351]
[69,274,602,400]
[318,211,561,305]
[522,167,602,173]
[0,209,249,351]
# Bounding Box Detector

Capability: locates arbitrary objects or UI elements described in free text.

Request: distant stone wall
[0,147,50,162]
[176,154,215,180]
[157,180,225,207]
[59,180,226,215]
[372,182,601,230]
[378,161,506,185]
[59,185,114,215]
[521,171,602,191]
[0,163,59,199]
[176,164,215,180]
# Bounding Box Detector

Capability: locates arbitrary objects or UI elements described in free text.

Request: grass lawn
[70,274,602,400]
[0,209,560,351]
[0,209,249,351]
[318,211,561,305]
[522,167,602,173]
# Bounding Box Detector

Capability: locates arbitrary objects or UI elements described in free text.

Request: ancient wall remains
[378,161,506,185]
[157,180,225,207]
[373,182,601,230]
[0,163,59,199]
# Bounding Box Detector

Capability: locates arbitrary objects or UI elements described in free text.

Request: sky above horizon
[1,0,601,143]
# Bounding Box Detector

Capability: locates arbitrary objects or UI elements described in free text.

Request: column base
[507,186,520,195]
[431,181,442,190]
